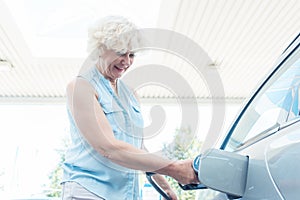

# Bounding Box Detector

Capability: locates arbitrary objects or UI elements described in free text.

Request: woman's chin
[113,69,126,77]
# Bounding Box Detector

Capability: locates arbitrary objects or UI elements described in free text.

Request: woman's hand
[152,174,178,200]
[166,159,199,185]
[163,188,178,200]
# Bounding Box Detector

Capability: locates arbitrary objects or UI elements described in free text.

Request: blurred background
[0,0,300,199]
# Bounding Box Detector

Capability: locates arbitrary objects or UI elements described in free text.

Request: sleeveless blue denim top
[62,66,144,200]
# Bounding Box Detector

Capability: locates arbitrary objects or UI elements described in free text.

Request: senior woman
[61,16,198,200]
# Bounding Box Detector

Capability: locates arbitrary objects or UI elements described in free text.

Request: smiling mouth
[114,65,126,71]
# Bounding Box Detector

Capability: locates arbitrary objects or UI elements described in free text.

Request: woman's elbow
[94,139,122,159]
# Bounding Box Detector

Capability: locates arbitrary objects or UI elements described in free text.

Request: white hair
[87,16,143,55]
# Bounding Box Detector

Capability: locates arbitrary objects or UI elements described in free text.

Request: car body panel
[266,123,300,200]
[208,33,300,200]
[206,121,300,200]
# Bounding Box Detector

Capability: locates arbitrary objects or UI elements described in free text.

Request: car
[147,32,300,200]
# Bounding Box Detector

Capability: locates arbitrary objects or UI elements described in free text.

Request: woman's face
[99,49,135,81]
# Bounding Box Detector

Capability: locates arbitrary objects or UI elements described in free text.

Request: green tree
[46,137,69,197]
[162,127,202,200]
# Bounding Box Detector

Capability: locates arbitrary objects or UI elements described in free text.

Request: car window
[224,47,300,151]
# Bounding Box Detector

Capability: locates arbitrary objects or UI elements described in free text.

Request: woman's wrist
[154,160,177,177]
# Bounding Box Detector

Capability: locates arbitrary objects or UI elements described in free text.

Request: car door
[207,33,300,200]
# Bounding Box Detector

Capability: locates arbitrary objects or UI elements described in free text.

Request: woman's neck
[110,80,118,94]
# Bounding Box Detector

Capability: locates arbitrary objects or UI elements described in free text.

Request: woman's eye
[116,52,125,56]
[116,52,135,58]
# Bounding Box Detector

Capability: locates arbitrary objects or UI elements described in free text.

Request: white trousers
[61,181,105,200]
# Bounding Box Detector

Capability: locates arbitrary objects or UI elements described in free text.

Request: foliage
[162,127,202,200]
[45,138,69,197]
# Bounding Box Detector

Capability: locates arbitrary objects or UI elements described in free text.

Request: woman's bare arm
[67,78,198,184]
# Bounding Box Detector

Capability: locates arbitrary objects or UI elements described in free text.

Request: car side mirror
[198,149,249,198]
